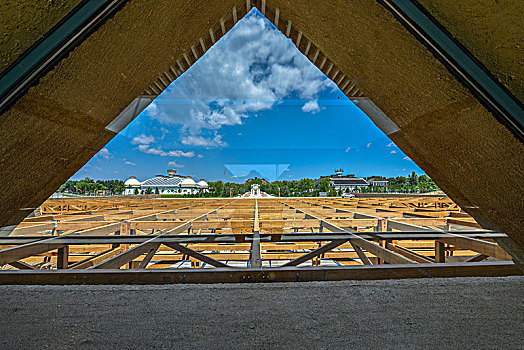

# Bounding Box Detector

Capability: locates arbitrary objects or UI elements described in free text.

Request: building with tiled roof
[330,177,369,191]
[366,176,389,187]
[319,169,370,192]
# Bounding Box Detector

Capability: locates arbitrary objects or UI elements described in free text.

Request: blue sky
[74,9,423,182]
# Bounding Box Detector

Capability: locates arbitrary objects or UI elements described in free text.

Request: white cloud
[345,147,351,152]
[390,150,397,154]
[143,11,333,146]
[98,148,111,159]
[403,156,412,161]
[131,134,155,145]
[301,100,320,114]
[366,143,372,148]
[167,150,195,158]
[137,144,195,157]
[197,154,204,158]
[181,134,227,147]
[137,144,164,155]
[168,161,184,168]
[386,142,395,148]
[124,160,136,166]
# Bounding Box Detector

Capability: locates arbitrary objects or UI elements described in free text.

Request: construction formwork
[0,196,520,284]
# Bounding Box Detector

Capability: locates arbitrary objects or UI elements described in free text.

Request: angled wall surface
[0,0,522,255]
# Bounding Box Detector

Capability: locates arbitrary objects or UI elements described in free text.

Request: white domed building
[124,170,209,195]
[124,176,141,195]
[180,177,196,194]
[197,180,209,191]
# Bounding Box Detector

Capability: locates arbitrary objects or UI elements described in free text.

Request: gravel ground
[0,276,523,349]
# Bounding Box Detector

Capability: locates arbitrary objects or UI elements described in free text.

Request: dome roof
[124,177,141,187]
[141,176,182,187]
[197,180,208,188]
[180,177,196,187]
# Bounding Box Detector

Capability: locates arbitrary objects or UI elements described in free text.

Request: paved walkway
[1,276,523,349]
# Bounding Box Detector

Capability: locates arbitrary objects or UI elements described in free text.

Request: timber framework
[0,196,521,284]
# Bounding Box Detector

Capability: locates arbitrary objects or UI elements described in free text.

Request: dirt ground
[0,276,522,349]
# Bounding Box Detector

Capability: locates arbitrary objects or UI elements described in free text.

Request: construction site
[0,195,519,280]
[1,0,523,348]
[1,195,523,348]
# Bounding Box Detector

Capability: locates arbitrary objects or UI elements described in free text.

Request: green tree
[319,177,330,192]
[299,178,315,192]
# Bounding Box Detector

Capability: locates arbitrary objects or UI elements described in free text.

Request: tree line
[203,172,438,197]
[59,172,438,197]
[59,178,124,195]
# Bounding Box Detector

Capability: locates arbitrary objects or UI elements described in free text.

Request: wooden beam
[250,200,262,268]
[320,220,416,264]
[0,237,64,265]
[91,202,232,269]
[350,242,373,265]
[138,243,161,269]
[70,247,124,269]
[387,244,435,263]
[164,243,230,268]
[435,241,446,263]
[57,246,69,269]
[0,262,520,285]
[282,240,345,267]
[447,218,482,228]
[465,254,489,262]
[294,204,417,264]
[8,261,36,270]
[91,242,160,269]
[437,235,512,260]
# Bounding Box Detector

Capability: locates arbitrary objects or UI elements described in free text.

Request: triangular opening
[2,5,516,274]
[72,9,434,198]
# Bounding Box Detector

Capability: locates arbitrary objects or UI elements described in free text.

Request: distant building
[320,169,369,191]
[124,170,209,195]
[330,176,369,191]
[124,176,141,195]
[251,184,261,197]
[366,176,389,187]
